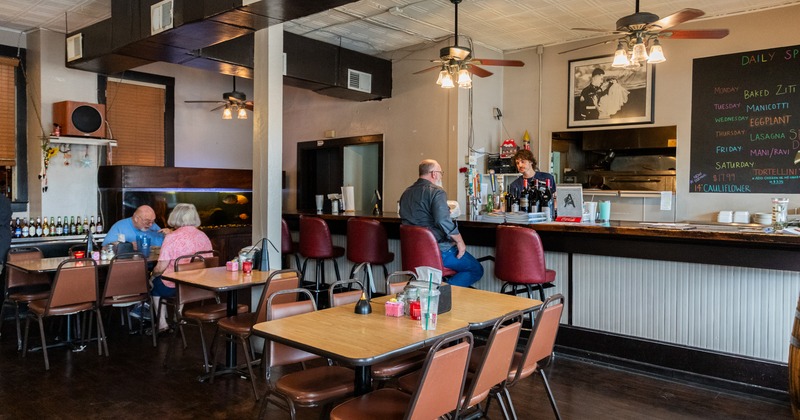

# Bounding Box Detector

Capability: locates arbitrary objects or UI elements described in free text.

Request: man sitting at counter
[102,205,171,248]
[399,159,483,287]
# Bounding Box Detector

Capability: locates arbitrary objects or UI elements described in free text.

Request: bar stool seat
[346,218,394,296]
[495,225,556,301]
[299,216,344,306]
[399,225,457,278]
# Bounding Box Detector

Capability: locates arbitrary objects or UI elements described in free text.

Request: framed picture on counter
[568,55,655,128]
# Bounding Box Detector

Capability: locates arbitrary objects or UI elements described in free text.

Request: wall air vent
[151,0,174,35]
[347,69,372,93]
[66,33,83,62]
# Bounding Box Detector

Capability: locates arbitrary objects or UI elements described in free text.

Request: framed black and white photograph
[568,55,655,128]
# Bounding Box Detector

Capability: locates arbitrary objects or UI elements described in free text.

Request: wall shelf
[48,136,117,147]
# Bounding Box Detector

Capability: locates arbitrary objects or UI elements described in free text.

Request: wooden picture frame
[568,55,655,128]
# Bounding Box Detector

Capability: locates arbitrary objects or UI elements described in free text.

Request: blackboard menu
[690,44,800,193]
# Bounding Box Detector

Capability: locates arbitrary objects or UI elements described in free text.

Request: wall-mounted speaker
[53,101,106,138]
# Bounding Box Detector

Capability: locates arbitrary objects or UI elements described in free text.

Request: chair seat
[352,251,395,266]
[504,268,556,285]
[8,290,51,302]
[443,267,457,278]
[276,365,355,404]
[303,245,345,260]
[508,351,538,382]
[183,303,248,322]
[371,350,426,379]
[330,387,410,420]
[217,312,257,335]
[28,299,94,316]
[101,294,149,306]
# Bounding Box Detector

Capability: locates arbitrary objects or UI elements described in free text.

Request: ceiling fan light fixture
[457,67,472,88]
[222,105,232,120]
[237,107,248,119]
[440,72,455,89]
[436,68,448,85]
[631,36,648,62]
[647,39,666,63]
[612,42,630,67]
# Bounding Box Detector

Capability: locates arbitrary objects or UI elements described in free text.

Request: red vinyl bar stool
[399,225,457,278]
[495,225,556,301]
[281,218,301,270]
[298,215,344,305]
[346,218,394,297]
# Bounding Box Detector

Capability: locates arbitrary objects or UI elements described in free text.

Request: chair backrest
[174,255,216,305]
[298,215,335,258]
[510,294,565,385]
[5,247,50,290]
[328,278,365,307]
[494,225,549,284]
[102,252,148,301]
[406,330,473,420]
[281,218,295,254]
[253,269,301,325]
[399,225,444,272]
[385,271,416,296]
[265,288,319,367]
[462,311,523,410]
[46,258,98,315]
[346,218,390,264]
[194,250,220,268]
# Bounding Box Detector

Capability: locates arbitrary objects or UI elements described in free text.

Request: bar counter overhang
[284,212,800,400]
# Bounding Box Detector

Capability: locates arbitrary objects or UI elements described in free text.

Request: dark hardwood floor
[0,312,792,419]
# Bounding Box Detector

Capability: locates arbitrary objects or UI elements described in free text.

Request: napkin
[341,186,356,212]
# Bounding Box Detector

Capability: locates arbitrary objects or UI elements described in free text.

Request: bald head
[133,205,156,231]
[419,159,440,177]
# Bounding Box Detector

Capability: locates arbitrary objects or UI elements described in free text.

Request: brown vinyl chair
[495,225,556,301]
[492,294,565,420]
[281,218,301,270]
[162,254,249,373]
[195,249,221,267]
[395,311,522,419]
[346,218,394,296]
[99,252,156,348]
[329,330,473,420]
[298,215,345,304]
[385,270,417,296]
[258,288,355,420]
[327,278,365,308]
[399,224,457,278]
[1,247,52,350]
[209,269,301,399]
[22,258,106,371]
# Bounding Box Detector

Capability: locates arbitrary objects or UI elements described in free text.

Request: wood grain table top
[163,267,292,292]
[6,254,158,273]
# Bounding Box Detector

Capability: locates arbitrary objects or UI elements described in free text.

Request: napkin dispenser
[406,281,451,314]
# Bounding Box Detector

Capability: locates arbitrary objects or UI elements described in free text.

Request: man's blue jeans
[441,246,484,287]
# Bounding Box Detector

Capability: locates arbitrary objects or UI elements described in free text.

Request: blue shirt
[101,217,164,246]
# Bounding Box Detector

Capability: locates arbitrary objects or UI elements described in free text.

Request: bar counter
[284,211,799,399]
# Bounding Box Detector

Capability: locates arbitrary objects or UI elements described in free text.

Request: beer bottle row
[11,215,103,238]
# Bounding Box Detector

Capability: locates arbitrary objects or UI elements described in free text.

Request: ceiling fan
[560,0,729,58]
[185,76,253,119]
[414,0,524,88]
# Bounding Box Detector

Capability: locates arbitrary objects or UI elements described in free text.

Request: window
[0,45,27,210]
[100,72,174,166]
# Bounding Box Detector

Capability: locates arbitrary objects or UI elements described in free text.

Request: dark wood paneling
[97,166,251,190]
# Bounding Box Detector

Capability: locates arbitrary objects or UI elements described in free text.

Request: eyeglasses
[430,170,444,176]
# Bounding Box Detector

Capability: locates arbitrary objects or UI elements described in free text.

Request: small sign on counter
[556,184,583,222]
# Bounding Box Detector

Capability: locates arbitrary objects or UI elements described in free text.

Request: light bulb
[237,107,248,119]
[436,69,447,85]
[457,67,472,88]
[222,106,232,120]
[631,37,648,63]
[440,72,455,89]
[647,40,666,63]
[612,42,629,68]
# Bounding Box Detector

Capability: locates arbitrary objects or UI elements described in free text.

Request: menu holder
[555,184,584,222]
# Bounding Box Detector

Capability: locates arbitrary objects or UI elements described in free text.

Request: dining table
[162,267,292,380]
[252,285,542,395]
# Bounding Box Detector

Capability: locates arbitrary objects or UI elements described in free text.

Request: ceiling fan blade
[558,37,618,55]
[245,101,254,111]
[572,27,627,34]
[413,65,441,75]
[648,8,704,31]
[659,29,729,39]
[185,100,225,104]
[467,65,493,78]
[471,58,525,67]
[210,104,226,112]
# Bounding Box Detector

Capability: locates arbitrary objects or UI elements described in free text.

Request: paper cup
[419,289,440,331]
[583,202,597,223]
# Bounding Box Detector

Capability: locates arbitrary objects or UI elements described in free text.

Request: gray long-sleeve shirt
[398,178,458,252]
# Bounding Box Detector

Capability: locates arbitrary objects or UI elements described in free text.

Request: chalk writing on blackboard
[690,45,800,193]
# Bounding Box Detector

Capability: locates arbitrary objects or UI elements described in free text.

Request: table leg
[354,366,372,396]
[225,291,237,368]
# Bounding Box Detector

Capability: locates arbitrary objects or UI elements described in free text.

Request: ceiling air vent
[347,69,372,93]
[151,0,174,35]
[66,33,82,62]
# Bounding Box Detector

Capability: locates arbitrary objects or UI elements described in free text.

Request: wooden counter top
[284,211,800,272]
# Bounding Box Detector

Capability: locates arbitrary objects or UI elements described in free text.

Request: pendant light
[611,42,630,68]
[222,105,232,120]
[630,36,649,63]
[647,39,666,63]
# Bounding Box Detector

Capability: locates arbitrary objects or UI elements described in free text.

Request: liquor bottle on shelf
[527,180,538,213]
[76,216,83,235]
[69,216,77,235]
[95,215,103,233]
[42,217,50,237]
[55,216,63,236]
[519,179,530,213]
[89,216,96,234]
[34,217,43,237]
[540,179,553,221]
[13,217,21,238]
[83,216,89,234]
[21,218,29,238]
[510,188,520,212]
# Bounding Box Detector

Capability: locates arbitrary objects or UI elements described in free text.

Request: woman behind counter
[148,203,212,335]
